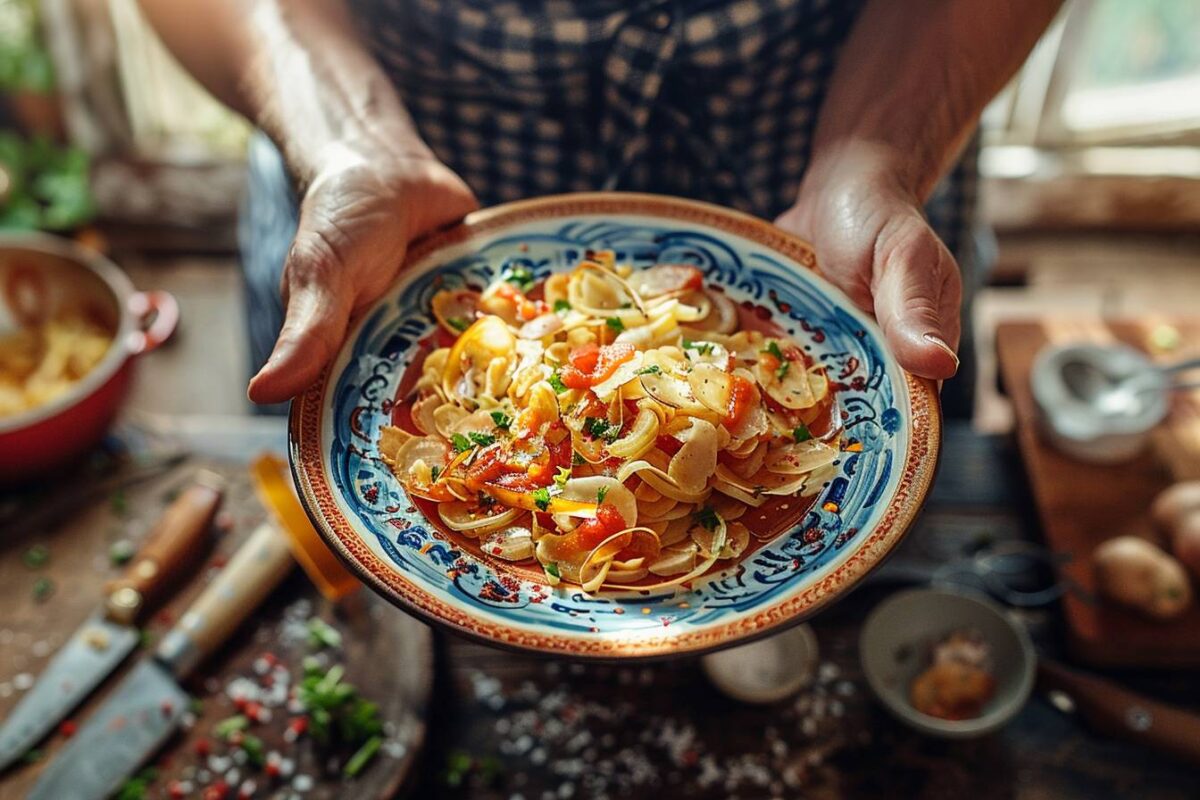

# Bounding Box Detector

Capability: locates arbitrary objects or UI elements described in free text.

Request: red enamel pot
[0,234,178,483]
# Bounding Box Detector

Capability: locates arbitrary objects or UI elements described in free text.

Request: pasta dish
[378,251,840,592]
[0,312,112,418]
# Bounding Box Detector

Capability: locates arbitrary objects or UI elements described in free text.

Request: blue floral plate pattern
[290,194,940,659]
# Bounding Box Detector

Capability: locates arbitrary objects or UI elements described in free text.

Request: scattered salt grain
[292,774,314,792]
[31,640,51,658]
[13,673,33,691]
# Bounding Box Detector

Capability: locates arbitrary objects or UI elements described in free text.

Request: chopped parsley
[468,432,496,448]
[776,360,791,381]
[596,486,609,504]
[307,617,343,650]
[502,265,535,289]
[792,425,813,443]
[606,316,625,333]
[544,562,561,579]
[446,316,469,332]
[762,340,784,361]
[583,416,620,442]
[683,339,714,356]
[532,487,552,512]
[451,433,473,453]
[490,411,512,430]
[694,506,722,531]
[430,466,442,482]
[636,364,662,376]
[553,466,572,490]
[22,544,49,569]
[547,372,567,393]
[553,299,571,314]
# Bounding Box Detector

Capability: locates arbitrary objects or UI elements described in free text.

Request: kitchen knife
[0,472,224,772]
[1038,658,1200,766]
[29,521,296,800]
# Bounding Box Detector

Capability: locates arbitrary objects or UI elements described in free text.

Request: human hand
[774,144,962,380]
[248,145,478,404]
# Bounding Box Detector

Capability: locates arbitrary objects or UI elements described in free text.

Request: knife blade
[29,521,296,800]
[0,472,223,771]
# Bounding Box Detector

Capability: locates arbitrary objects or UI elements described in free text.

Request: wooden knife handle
[1037,659,1200,766]
[104,471,224,624]
[155,522,294,679]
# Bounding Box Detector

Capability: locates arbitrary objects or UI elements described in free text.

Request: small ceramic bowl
[0,233,178,482]
[859,588,1036,738]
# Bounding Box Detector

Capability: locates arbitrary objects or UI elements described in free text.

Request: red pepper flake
[203,781,228,800]
[58,719,77,738]
[244,702,263,722]
[233,696,248,712]
[194,738,212,757]
[261,652,279,667]
[168,780,187,799]
[288,717,308,735]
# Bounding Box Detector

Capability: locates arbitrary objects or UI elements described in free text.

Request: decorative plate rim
[289,192,942,660]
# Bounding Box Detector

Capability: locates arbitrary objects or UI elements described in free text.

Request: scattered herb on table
[240,733,267,767]
[22,748,42,765]
[553,299,571,314]
[297,661,384,772]
[109,539,136,566]
[214,714,250,739]
[443,750,504,788]
[113,767,157,800]
[307,617,343,650]
[109,489,127,517]
[32,576,54,602]
[344,735,383,777]
[22,543,49,569]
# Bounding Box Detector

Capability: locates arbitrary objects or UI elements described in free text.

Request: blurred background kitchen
[3,1,1200,799]
[3,0,1198,425]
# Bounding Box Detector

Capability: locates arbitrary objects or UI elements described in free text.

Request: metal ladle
[1061,356,1200,417]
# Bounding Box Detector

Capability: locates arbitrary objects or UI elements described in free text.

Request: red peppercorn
[244,702,262,722]
[194,738,212,757]
[58,720,77,738]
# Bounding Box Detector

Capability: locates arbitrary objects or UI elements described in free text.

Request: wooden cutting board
[996,318,1200,668]
[0,457,433,799]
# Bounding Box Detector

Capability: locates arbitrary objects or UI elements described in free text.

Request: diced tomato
[466,444,510,485]
[575,504,628,550]
[561,342,635,389]
[655,435,683,456]
[725,373,756,429]
[759,352,781,373]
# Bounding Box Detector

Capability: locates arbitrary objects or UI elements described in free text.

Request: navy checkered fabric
[241,0,982,415]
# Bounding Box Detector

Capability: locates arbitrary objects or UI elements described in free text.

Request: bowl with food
[290,192,941,659]
[0,233,177,481]
[859,588,1036,737]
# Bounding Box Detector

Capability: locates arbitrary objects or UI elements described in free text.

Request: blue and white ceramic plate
[290,193,941,659]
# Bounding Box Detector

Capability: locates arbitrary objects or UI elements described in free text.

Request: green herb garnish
[468,432,496,448]
[430,466,441,482]
[32,577,54,602]
[447,316,469,332]
[344,735,383,777]
[110,489,127,517]
[451,433,473,453]
[298,662,383,750]
[553,299,571,314]
[547,372,567,393]
[109,539,135,566]
[776,360,791,381]
[792,425,812,443]
[215,715,249,739]
[694,506,722,532]
[532,487,552,512]
[762,340,784,361]
[240,734,266,767]
[636,365,661,375]
[596,486,609,504]
[544,563,561,579]
[490,411,512,430]
[22,544,49,569]
[307,617,343,650]
[502,265,535,289]
[606,316,625,333]
[583,416,620,442]
[113,768,157,800]
[683,339,714,356]
[553,466,572,490]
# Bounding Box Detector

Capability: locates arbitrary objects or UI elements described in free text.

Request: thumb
[248,245,354,405]
[869,209,962,380]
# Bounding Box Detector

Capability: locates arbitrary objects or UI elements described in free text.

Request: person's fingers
[248,239,355,404]
[869,210,962,380]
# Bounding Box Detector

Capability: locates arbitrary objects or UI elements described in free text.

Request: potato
[1092,536,1192,619]
[1170,511,1200,579]
[1151,481,1200,533]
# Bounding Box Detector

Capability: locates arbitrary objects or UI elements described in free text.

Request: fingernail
[923,333,960,369]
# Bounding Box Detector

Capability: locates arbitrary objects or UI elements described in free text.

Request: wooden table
[3,422,1196,799]
[406,423,1199,800]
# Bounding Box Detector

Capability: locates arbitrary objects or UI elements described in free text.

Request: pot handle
[127,290,179,354]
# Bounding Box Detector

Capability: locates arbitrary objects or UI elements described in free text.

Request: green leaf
[792,425,812,443]
[635,365,661,375]
[776,360,790,381]
[430,466,441,482]
[683,339,713,356]
[490,411,512,430]
[547,372,567,393]
[762,340,784,361]
[606,316,625,333]
[694,506,722,531]
[215,715,249,739]
[502,265,535,289]
[22,544,49,569]
[553,466,571,490]
[447,316,469,332]
[468,432,496,448]
[451,433,473,453]
[531,487,551,512]
[240,734,266,767]
[596,486,609,504]
[344,735,383,778]
[544,562,560,579]
[553,299,571,314]
[307,617,343,650]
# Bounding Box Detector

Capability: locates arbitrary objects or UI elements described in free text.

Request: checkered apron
[240,0,981,413]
